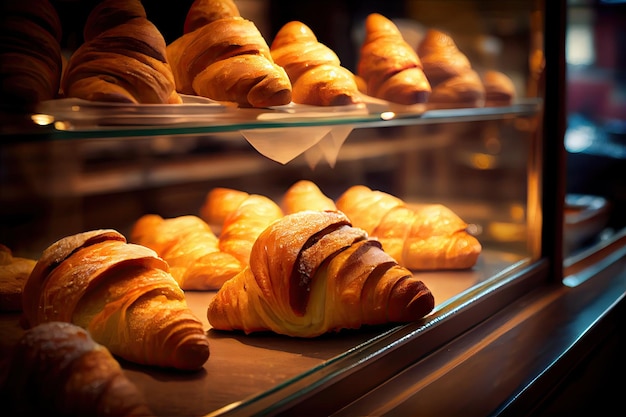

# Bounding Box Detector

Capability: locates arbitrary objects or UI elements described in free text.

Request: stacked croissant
[62,0,182,104]
[20,229,211,372]
[0,322,154,416]
[166,0,292,107]
[0,0,63,110]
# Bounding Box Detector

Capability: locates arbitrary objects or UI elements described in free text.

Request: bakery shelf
[1,99,542,143]
[122,249,536,417]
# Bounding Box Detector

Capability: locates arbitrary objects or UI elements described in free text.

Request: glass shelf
[1,98,542,143]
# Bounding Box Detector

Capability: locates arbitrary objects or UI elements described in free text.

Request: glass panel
[564,0,626,263]
[0,1,550,415]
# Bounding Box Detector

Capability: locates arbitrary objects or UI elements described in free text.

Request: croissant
[0,244,36,312]
[281,179,337,214]
[270,21,362,106]
[357,13,431,105]
[481,70,516,107]
[62,0,182,104]
[0,0,63,110]
[82,0,146,42]
[427,69,486,109]
[207,210,435,337]
[167,0,292,108]
[0,321,154,416]
[202,188,284,265]
[21,229,210,371]
[416,28,485,109]
[130,214,243,290]
[199,187,249,235]
[416,28,472,87]
[335,185,482,270]
[183,0,240,34]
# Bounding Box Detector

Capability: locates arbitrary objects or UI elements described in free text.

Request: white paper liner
[241,124,354,167]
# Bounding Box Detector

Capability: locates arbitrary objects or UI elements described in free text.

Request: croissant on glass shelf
[61,0,182,104]
[281,179,337,215]
[130,214,243,290]
[271,21,362,106]
[200,187,284,266]
[21,229,210,371]
[0,321,154,417]
[0,0,63,110]
[167,0,292,107]
[207,210,435,338]
[357,13,431,105]
[416,28,484,109]
[336,185,482,270]
[481,70,516,106]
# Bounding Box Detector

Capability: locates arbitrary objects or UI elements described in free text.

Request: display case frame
[0,0,577,415]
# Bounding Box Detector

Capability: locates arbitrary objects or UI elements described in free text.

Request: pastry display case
[1,0,624,416]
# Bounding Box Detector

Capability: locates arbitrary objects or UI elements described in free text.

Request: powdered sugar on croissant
[207,210,434,337]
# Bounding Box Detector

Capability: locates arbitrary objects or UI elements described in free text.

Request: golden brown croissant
[0,0,63,110]
[130,214,243,290]
[208,189,284,265]
[335,185,481,270]
[167,0,292,107]
[82,0,147,42]
[271,21,362,106]
[22,229,210,371]
[0,321,154,416]
[357,13,431,105]
[207,210,435,337]
[0,244,36,312]
[416,28,472,87]
[481,70,516,107]
[62,0,182,104]
[416,28,485,109]
[199,187,249,235]
[427,69,486,109]
[183,0,240,34]
[281,180,337,214]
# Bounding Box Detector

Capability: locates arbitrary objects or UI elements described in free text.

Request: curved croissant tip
[172,335,211,371]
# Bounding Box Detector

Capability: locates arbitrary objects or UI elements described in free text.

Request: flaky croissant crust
[208,210,435,337]
[22,229,210,371]
[357,13,431,105]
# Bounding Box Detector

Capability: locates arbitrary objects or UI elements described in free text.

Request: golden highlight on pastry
[481,70,516,106]
[0,321,154,416]
[22,229,210,371]
[61,0,182,104]
[357,13,431,105]
[281,179,337,214]
[336,185,482,270]
[0,244,36,312]
[207,210,435,337]
[167,0,292,107]
[0,0,63,109]
[271,21,362,106]
[130,214,243,290]
[200,187,284,265]
[416,28,485,109]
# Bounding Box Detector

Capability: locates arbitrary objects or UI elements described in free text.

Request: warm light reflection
[380,111,395,120]
[470,153,496,169]
[510,204,525,222]
[31,113,55,125]
[54,121,72,130]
